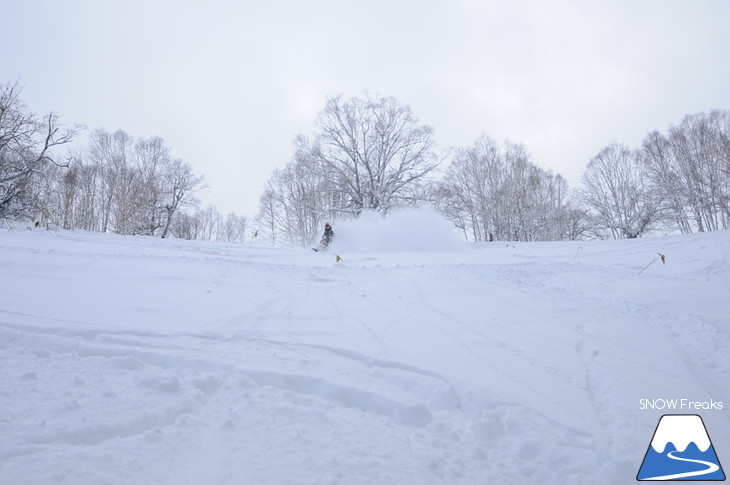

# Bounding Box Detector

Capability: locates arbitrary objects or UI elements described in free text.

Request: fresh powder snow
[1,213,728,484]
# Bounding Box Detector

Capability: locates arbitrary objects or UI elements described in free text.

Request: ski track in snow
[1,227,729,484]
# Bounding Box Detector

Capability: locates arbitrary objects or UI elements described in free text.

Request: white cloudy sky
[3,0,729,217]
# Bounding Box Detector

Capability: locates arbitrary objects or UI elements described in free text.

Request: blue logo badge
[637,414,725,481]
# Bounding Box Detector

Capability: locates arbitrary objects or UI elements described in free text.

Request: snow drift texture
[1,219,729,485]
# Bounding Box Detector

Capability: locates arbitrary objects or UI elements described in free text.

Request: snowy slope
[1,221,729,484]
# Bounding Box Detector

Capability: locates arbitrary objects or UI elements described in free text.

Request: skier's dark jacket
[322,224,334,244]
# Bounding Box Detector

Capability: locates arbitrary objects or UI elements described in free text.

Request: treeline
[172,206,250,243]
[256,92,729,245]
[254,92,584,245]
[4,79,729,244]
[436,137,584,241]
[44,129,205,238]
[0,81,250,241]
[581,111,730,238]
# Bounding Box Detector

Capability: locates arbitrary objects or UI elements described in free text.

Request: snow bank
[330,208,464,253]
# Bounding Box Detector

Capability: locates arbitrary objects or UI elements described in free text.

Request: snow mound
[330,208,464,253]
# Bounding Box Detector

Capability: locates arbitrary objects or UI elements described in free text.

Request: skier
[312,222,335,251]
[312,223,335,252]
[320,222,335,248]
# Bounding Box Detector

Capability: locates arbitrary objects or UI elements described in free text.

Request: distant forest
[2,80,729,245]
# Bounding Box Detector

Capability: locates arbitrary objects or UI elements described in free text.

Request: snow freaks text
[639,399,724,411]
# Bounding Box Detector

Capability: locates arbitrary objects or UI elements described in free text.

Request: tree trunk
[161,207,175,239]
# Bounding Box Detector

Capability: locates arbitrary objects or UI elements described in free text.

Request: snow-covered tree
[39,128,204,238]
[297,93,440,215]
[47,154,100,231]
[159,158,205,239]
[0,81,76,218]
[580,143,661,239]
[436,136,579,241]
[641,111,730,233]
[640,130,692,233]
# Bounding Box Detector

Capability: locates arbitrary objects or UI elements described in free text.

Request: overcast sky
[3,0,729,217]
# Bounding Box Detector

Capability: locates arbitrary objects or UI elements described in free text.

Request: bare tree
[639,110,730,233]
[256,93,442,247]
[264,150,341,247]
[49,153,101,232]
[0,81,76,217]
[580,143,661,238]
[436,136,578,241]
[666,111,729,231]
[132,136,169,235]
[160,158,205,239]
[255,186,281,246]
[640,130,690,232]
[221,212,248,242]
[297,93,440,214]
[86,129,134,233]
